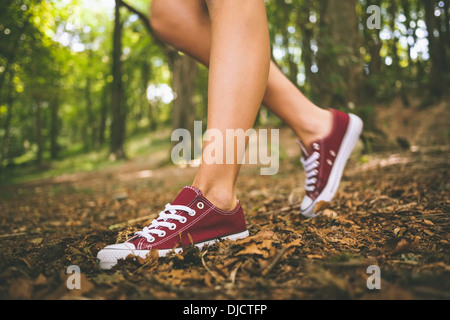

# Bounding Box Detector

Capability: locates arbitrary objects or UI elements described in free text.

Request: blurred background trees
[0,0,448,175]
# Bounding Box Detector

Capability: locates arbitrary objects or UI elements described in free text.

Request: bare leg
[187,0,270,210]
[150,0,333,148]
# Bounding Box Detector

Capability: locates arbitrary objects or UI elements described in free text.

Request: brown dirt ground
[0,99,448,300]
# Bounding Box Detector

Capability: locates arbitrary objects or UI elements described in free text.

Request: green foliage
[0,0,448,179]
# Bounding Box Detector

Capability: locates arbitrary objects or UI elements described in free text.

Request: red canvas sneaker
[97,186,249,269]
[298,109,363,218]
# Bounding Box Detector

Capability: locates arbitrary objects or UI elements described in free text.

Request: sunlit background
[0,0,448,178]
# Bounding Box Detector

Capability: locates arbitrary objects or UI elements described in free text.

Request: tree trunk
[85,77,97,150]
[364,0,383,80]
[0,71,14,169]
[315,0,364,108]
[110,0,127,160]
[389,1,410,107]
[423,0,445,97]
[35,101,43,165]
[170,54,198,161]
[98,83,109,147]
[49,95,59,159]
[444,0,450,49]
[298,0,314,91]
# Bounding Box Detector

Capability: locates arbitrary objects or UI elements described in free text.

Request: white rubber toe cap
[300,196,316,218]
[97,242,137,270]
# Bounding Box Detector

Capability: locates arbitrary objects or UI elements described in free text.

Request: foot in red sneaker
[97,186,249,269]
[298,109,363,218]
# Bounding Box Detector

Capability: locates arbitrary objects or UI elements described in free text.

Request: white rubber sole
[301,114,363,218]
[97,230,249,270]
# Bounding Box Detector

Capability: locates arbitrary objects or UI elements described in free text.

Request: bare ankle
[192,183,237,211]
[204,192,237,211]
[296,109,333,147]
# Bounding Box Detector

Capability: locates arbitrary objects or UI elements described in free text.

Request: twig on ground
[201,250,224,283]
[262,246,289,276]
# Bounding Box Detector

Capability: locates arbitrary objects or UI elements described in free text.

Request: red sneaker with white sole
[298,109,363,218]
[97,186,249,269]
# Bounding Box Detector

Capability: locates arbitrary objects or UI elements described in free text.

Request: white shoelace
[301,151,320,192]
[134,203,196,243]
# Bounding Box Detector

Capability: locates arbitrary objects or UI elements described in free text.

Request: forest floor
[0,97,448,300]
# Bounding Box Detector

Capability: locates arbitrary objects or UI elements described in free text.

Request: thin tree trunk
[298,0,313,91]
[423,0,445,97]
[98,84,109,147]
[0,71,14,169]
[110,0,126,160]
[364,0,383,80]
[315,0,364,108]
[85,77,97,150]
[49,95,59,159]
[389,1,410,107]
[35,101,43,165]
[170,54,198,161]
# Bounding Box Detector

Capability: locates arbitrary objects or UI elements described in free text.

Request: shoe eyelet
[169,224,177,230]
[197,202,204,209]
[180,217,187,223]
[159,231,166,237]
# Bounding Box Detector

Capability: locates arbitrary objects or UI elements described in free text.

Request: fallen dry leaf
[0,124,448,300]
[314,201,330,214]
[236,242,270,258]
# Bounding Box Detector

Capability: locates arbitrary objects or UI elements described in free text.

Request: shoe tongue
[296,140,311,157]
[129,186,203,243]
[171,186,202,205]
